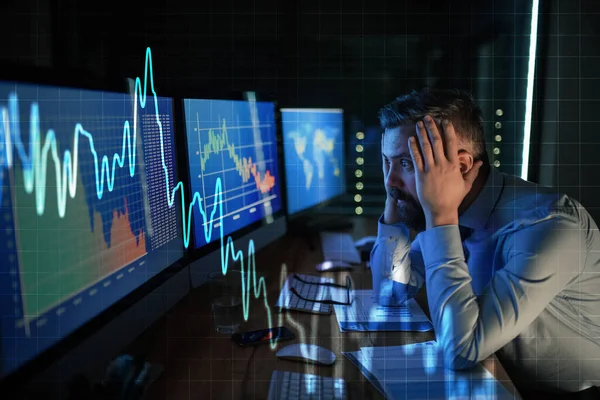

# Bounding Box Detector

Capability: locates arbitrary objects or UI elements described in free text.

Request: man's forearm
[383,197,400,225]
[371,216,425,305]
[418,217,580,371]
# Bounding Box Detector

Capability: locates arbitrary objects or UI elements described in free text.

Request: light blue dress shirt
[370,166,600,393]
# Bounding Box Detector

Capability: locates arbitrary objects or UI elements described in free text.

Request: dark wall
[0,0,52,67]
[4,0,588,215]
[533,0,600,223]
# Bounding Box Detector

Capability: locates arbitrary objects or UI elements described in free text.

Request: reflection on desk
[123,217,521,399]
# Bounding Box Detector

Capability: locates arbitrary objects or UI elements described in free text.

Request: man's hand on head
[383,194,400,225]
[408,116,483,229]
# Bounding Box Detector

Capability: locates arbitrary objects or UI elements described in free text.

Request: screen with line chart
[280,108,346,216]
[183,98,282,250]
[0,80,183,378]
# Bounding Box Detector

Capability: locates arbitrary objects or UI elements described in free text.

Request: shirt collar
[458,166,505,230]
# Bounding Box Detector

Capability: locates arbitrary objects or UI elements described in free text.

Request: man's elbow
[444,353,478,370]
[441,341,479,370]
[392,281,419,303]
[375,281,416,306]
[377,292,408,306]
[436,310,482,370]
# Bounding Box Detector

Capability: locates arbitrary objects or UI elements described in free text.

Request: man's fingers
[423,115,445,164]
[408,136,424,173]
[416,121,434,170]
[442,119,459,164]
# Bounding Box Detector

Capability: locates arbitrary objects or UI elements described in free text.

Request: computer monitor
[280,108,348,233]
[0,78,185,390]
[181,92,286,286]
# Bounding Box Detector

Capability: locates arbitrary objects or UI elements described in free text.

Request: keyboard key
[268,371,347,400]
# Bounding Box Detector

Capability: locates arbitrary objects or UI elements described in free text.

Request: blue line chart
[0,47,279,348]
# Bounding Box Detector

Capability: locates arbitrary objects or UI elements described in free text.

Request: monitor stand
[288,215,354,252]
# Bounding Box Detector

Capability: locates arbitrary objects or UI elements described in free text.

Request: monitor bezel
[175,91,286,264]
[278,107,348,221]
[0,71,188,393]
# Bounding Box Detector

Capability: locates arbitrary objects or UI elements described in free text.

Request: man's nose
[385,167,404,189]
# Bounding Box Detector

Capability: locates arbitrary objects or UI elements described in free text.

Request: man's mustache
[389,188,415,204]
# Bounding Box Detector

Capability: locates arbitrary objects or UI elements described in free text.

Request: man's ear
[457,152,474,175]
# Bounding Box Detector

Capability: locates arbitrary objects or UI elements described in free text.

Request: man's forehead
[382,123,470,156]
[382,126,415,153]
[383,124,417,138]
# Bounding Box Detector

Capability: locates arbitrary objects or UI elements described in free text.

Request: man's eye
[383,158,390,165]
[400,159,413,168]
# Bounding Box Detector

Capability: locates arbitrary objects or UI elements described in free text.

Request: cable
[241,345,259,399]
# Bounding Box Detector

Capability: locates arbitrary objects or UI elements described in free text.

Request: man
[371,88,600,397]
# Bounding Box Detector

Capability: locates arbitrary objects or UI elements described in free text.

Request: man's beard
[389,187,426,233]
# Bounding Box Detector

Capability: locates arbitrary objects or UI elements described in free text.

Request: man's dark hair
[378,88,487,161]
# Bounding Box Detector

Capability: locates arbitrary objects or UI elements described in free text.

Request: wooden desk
[126,217,520,399]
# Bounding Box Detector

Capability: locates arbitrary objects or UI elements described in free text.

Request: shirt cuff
[419,224,464,267]
[377,214,410,239]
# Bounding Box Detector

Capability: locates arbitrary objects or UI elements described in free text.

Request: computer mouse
[276,343,336,366]
[315,260,354,272]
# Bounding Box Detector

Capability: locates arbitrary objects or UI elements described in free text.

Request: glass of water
[208,270,244,334]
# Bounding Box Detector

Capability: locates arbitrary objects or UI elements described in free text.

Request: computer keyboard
[267,370,347,400]
[276,274,349,315]
[319,232,362,264]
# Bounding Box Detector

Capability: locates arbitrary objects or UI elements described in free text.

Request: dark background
[3,0,599,220]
